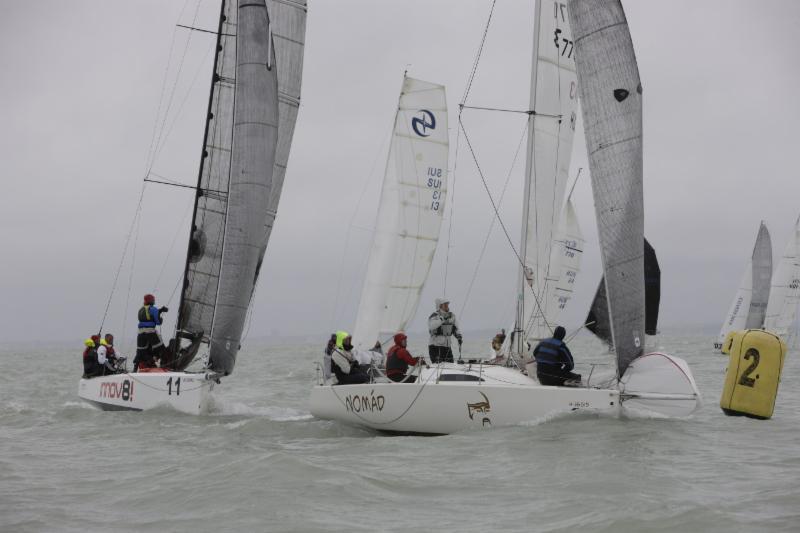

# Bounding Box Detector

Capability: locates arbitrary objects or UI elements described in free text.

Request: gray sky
[1,0,799,347]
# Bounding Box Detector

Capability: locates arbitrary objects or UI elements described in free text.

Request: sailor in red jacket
[386,332,426,383]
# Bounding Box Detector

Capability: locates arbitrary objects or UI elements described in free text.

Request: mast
[514,0,543,356]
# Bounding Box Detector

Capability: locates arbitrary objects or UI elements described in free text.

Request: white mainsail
[352,77,449,349]
[569,0,645,377]
[517,0,581,345]
[765,216,800,337]
[716,263,753,348]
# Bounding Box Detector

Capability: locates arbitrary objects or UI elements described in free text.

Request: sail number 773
[427,167,444,211]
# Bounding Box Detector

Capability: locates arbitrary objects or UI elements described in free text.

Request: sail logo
[411,110,436,137]
[467,391,491,426]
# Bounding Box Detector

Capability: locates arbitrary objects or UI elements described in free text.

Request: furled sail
[352,76,449,348]
[587,238,660,347]
[569,0,644,377]
[254,0,308,283]
[174,0,279,375]
[517,0,580,345]
[764,218,799,337]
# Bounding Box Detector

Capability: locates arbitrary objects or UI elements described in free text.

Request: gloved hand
[456,333,463,345]
[441,311,453,322]
[160,306,169,313]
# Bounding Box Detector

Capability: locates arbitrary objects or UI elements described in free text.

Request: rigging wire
[120,209,143,353]
[458,119,528,317]
[443,121,461,296]
[460,0,498,106]
[98,184,147,334]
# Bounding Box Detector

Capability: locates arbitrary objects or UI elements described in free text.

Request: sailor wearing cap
[428,298,462,363]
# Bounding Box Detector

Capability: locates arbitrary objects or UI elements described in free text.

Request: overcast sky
[2,0,799,348]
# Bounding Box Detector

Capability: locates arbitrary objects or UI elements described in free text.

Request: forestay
[175,0,280,375]
[352,77,449,348]
[764,217,799,337]
[745,222,772,329]
[569,0,644,377]
[519,0,580,343]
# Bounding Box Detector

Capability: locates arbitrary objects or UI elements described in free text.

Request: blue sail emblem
[411,109,436,137]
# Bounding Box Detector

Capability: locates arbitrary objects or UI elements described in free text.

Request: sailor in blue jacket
[133,293,168,371]
[533,326,581,386]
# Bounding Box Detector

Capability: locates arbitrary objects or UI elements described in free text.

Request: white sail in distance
[569,0,645,377]
[745,221,772,329]
[543,197,584,323]
[352,77,449,349]
[765,216,800,337]
[716,263,753,348]
[518,0,581,344]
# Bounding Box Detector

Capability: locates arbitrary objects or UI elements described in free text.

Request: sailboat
[79,0,307,414]
[309,0,700,434]
[715,222,772,351]
[764,216,800,339]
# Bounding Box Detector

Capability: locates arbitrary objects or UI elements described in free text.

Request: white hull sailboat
[80,0,307,413]
[79,372,215,414]
[311,0,701,433]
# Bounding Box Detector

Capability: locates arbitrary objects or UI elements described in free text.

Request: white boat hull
[310,354,701,434]
[78,372,214,415]
[310,364,620,434]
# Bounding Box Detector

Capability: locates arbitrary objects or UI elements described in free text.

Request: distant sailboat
[764,216,800,338]
[715,221,772,351]
[79,0,307,413]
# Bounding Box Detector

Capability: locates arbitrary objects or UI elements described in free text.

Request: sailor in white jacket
[428,298,462,363]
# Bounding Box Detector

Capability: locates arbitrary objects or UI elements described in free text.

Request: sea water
[2,333,799,532]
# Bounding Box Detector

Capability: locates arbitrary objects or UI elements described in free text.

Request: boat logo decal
[412,109,436,137]
[344,389,385,414]
[99,379,134,402]
[613,88,629,102]
[467,391,491,427]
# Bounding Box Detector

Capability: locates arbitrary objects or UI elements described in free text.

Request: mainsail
[764,217,799,337]
[569,0,644,377]
[352,76,449,348]
[716,263,753,347]
[517,0,581,346]
[586,238,660,347]
[174,0,280,375]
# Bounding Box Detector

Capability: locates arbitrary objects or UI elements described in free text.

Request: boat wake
[207,396,312,421]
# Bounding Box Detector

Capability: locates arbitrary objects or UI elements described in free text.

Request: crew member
[428,298,462,363]
[330,330,370,385]
[82,335,101,378]
[532,326,581,386]
[134,294,168,372]
[386,332,426,383]
[97,333,124,375]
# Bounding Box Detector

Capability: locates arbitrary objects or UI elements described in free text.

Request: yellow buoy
[720,329,786,419]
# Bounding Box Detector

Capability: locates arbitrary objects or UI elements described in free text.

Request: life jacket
[533,338,566,367]
[386,345,409,377]
[138,305,160,328]
[429,312,455,336]
[83,347,98,374]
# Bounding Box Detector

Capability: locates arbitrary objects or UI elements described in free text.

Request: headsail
[764,217,799,336]
[516,0,580,346]
[586,238,660,347]
[745,221,773,329]
[716,263,753,347]
[569,0,644,377]
[544,198,584,327]
[174,0,279,375]
[254,0,308,283]
[352,76,449,348]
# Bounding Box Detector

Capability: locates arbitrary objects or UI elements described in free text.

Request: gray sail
[174,0,279,375]
[174,0,240,362]
[745,222,772,329]
[253,0,308,283]
[569,0,644,377]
